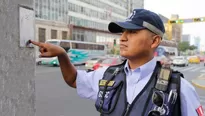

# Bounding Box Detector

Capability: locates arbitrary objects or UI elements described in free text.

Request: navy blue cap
[108,9,165,38]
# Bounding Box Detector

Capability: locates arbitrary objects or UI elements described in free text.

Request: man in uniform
[31,9,203,116]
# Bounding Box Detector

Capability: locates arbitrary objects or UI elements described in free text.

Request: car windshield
[175,58,183,60]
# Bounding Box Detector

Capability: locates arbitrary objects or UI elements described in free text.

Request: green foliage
[189,45,197,50]
[178,41,190,52]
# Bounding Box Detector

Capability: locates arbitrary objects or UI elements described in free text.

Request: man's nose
[120,32,128,41]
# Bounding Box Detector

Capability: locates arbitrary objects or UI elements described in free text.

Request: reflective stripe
[143,21,164,37]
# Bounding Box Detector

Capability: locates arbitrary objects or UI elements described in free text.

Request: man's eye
[128,30,137,34]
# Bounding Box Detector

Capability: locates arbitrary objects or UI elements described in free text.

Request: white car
[173,56,189,67]
[85,57,105,71]
[36,58,42,65]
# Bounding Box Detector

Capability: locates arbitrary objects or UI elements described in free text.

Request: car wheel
[37,61,41,65]
[87,69,93,72]
[53,64,59,67]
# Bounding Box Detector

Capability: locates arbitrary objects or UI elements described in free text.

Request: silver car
[173,56,189,67]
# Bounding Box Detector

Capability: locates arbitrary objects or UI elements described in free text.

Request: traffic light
[169,19,184,24]
[179,20,184,23]
[193,18,205,22]
[113,39,116,46]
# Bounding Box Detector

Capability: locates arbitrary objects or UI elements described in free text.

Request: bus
[154,40,178,64]
[40,39,107,66]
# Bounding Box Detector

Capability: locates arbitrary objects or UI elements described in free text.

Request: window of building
[51,29,57,39]
[38,28,46,42]
[62,31,68,40]
[81,35,84,41]
[81,7,84,13]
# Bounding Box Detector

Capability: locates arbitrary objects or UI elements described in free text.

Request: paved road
[35,65,98,116]
[171,63,205,111]
[35,63,205,116]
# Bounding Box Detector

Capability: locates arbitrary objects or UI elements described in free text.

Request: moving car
[199,55,205,62]
[172,56,189,67]
[85,57,105,71]
[93,57,123,70]
[188,56,200,64]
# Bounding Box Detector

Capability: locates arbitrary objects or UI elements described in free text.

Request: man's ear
[151,35,161,49]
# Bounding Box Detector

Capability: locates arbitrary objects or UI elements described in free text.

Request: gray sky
[144,0,205,50]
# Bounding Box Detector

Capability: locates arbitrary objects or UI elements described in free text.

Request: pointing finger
[30,40,43,47]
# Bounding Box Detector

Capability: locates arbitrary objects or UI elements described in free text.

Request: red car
[93,58,123,70]
[199,56,205,62]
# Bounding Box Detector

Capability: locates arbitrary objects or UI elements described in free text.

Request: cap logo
[126,11,136,21]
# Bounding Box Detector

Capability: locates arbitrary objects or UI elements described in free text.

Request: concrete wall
[0,0,35,116]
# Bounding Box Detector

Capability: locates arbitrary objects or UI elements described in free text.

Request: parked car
[188,56,200,64]
[172,56,189,67]
[93,57,123,70]
[85,57,105,71]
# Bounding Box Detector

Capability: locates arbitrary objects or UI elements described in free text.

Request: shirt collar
[124,57,157,79]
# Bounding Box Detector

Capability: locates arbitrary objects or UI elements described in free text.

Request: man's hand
[30,40,66,57]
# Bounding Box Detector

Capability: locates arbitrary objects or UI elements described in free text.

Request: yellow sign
[99,80,115,86]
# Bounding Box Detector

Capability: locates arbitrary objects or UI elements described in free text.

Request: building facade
[35,0,144,50]
[165,14,183,42]
[192,36,201,51]
[182,34,191,43]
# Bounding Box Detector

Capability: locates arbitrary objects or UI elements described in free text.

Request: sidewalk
[192,74,205,89]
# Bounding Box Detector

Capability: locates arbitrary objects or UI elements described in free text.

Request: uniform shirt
[76,58,202,116]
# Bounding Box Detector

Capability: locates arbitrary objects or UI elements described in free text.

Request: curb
[191,80,205,89]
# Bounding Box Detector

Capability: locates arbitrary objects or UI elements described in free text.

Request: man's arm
[58,53,77,88]
[180,78,204,116]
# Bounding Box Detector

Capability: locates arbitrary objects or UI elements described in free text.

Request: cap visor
[108,22,145,33]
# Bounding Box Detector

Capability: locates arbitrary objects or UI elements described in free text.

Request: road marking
[198,74,205,79]
[200,96,205,99]
[192,67,204,72]
[181,66,198,71]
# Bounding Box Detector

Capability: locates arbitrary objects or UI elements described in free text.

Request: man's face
[119,29,157,59]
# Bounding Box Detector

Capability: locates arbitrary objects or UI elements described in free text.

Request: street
[35,63,205,116]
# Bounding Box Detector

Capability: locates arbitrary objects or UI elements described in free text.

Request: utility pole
[0,0,35,116]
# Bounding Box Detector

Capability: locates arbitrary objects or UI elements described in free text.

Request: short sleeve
[76,67,108,100]
[180,78,203,116]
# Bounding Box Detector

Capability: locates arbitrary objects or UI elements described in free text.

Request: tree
[189,45,197,50]
[178,41,190,52]
[110,46,120,55]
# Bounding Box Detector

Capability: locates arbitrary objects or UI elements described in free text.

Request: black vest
[95,61,182,116]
